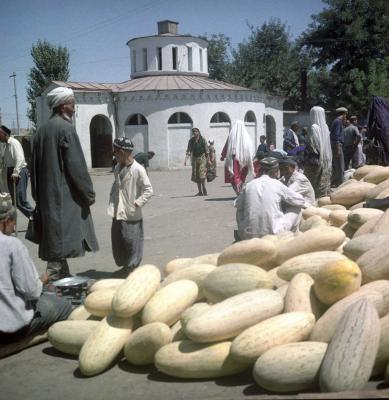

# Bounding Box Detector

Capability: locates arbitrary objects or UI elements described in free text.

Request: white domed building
[37,20,284,169]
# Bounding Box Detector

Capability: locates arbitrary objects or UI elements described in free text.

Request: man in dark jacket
[31,87,99,281]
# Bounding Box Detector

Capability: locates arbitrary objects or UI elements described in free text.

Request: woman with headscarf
[220,120,254,195]
[304,106,332,198]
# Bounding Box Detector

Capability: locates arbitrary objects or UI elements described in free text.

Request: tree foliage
[301,0,389,116]
[27,40,70,128]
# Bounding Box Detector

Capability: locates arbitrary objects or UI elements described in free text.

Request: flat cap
[279,157,297,167]
[336,107,348,113]
[259,157,279,169]
[113,137,134,151]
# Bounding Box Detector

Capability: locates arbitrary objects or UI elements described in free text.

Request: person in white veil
[304,106,332,198]
[220,120,254,195]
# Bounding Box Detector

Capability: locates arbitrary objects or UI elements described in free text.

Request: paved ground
[1,168,389,400]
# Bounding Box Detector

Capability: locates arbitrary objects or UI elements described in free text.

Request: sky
[0,0,326,129]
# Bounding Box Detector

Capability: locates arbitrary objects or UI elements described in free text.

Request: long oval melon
[79,315,133,376]
[201,263,273,303]
[310,289,384,343]
[217,238,277,269]
[142,280,198,326]
[253,342,328,393]
[363,167,389,184]
[84,288,117,317]
[229,312,315,364]
[67,305,93,321]
[191,253,220,266]
[347,208,384,229]
[360,280,389,315]
[330,182,375,206]
[284,273,323,319]
[88,279,125,293]
[353,165,381,180]
[154,340,249,379]
[267,267,288,289]
[164,258,194,276]
[322,204,347,211]
[185,289,283,343]
[349,201,366,210]
[319,299,380,392]
[124,322,172,366]
[357,244,389,283]
[366,178,389,199]
[275,227,346,265]
[111,264,161,318]
[376,187,389,199]
[371,209,389,234]
[302,207,330,221]
[277,251,347,281]
[48,320,100,356]
[343,233,389,260]
[317,196,332,206]
[372,314,389,377]
[276,284,289,299]
[170,320,186,342]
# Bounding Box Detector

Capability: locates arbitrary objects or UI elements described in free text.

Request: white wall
[265,107,284,148]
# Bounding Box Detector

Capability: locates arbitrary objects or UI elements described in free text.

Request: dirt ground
[1,168,389,400]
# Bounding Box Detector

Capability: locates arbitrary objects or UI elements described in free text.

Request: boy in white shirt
[108,138,153,278]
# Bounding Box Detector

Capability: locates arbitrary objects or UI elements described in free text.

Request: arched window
[210,112,231,124]
[244,111,256,123]
[168,112,193,124]
[126,113,148,126]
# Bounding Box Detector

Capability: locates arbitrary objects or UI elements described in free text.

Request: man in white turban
[46,87,75,111]
[31,86,99,281]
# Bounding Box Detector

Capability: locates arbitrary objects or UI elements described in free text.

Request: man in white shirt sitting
[235,157,306,240]
[279,157,316,206]
[0,125,34,219]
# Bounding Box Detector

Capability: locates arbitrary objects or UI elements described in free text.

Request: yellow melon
[313,259,362,305]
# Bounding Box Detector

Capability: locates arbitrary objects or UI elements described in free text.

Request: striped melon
[310,289,384,343]
[353,214,382,237]
[347,208,384,230]
[349,201,366,210]
[79,315,133,376]
[267,267,288,289]
[164,258,193,276]
[142,280,198,326]
[375,187,389,199]
[319,299,380,392]
[275,227,346,265]
[357,244,389,284]
[363,167,389,184]
[372,209,389,234]
[84,288,117,317]
[67,305,93,321]
[124,322,172,366]
[112,264,161,318]
[372,314,389,377]
[154,340,249,379]
[330,182,375,206]
[180,303,211,329]
[353,165,381,180]
[201,263,273,303]
[229,312,315,363]
[360,280,389,315]
[217,238,277,269]
[48,320,100,356]
[366,178,389,199]
[191,253,220,266]
[253,342,328,392]
[185,289,283,343]
[343,233,389,260]
[277,251,347,281]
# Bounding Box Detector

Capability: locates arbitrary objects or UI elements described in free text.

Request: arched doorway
[90,115,113,168]
[124,113,148,154]
[265,115,276,148]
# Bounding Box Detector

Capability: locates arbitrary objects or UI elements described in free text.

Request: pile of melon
[47,164,389,394]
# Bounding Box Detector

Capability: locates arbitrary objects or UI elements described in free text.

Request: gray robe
[31,115,99,261]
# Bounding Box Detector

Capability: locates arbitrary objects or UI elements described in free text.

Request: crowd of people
[1,85,389,345]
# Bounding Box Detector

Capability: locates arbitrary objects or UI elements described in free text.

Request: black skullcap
[0,125,11,135]
[279,157,297,167]
[259,157,279,169]
[113,137,134,151]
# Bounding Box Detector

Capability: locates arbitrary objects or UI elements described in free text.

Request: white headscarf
[225,120,254,176]
[47,87,74,109]
[310,106,332,173]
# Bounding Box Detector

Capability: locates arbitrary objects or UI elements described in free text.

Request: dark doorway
[90,115,113,168]
[265,115,276,148]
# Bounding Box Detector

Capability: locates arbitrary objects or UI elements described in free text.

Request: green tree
[229,19,302,107]
[199,33,232,81]
[301,0,389,115]
[27,40,70,129]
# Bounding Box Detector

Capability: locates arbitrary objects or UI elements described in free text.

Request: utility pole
[9,72,20,135]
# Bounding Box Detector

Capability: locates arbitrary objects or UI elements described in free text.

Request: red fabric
[221,139,249,185]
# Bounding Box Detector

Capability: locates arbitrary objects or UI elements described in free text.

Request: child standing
[108,138,153,278]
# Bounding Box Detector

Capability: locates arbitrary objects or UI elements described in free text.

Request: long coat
[31,115,99,261]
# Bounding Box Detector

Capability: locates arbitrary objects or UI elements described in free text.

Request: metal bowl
[52,276,90,288]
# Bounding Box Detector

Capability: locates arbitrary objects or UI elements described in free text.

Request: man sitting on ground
[0,193,71,344]
[235,157,306,240]
[279,157,316,206]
